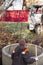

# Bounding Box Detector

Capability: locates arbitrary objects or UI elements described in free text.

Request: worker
[11,39,38,65]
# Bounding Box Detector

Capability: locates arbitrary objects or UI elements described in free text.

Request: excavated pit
[2,43,43,65]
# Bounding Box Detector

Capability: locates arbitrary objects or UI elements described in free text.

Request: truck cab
[27,5,43,34]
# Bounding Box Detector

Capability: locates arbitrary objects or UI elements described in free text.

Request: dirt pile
[32,37,43,47]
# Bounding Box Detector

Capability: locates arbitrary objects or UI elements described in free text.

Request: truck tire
[35,25,41,34]
[35,25,43,34]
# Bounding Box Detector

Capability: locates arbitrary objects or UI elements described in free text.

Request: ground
[0,22,43,46]
[0,0,5,6]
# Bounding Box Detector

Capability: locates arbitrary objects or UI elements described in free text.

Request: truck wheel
[35,25,41,34]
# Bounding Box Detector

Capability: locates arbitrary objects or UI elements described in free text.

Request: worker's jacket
[11,46,35,65]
